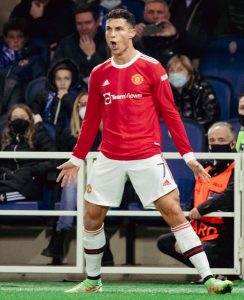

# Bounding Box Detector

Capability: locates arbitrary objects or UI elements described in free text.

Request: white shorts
[84,153,178,208]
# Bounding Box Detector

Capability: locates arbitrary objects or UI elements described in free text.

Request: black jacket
[0,122,57,200]
[31,58,80,138]
[171,77,220,131]
[54,29,108,86]
[9,0,76,46]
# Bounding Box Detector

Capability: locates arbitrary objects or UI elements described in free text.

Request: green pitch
[0,280,243,300]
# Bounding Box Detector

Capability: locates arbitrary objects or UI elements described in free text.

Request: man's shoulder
[138,52,160,65]
[92,58,112,73]
[59,33,78,46]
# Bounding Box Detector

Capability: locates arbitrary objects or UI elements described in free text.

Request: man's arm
[152,63,210,182]
[197,172,234,215]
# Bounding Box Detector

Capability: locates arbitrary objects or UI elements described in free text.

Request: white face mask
[79,106,86,119]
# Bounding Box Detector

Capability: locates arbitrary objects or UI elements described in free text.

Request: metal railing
[0,151,242,277]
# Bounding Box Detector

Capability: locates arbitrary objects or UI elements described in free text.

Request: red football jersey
[72,51,193,160]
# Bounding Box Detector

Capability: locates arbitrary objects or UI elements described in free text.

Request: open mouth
[110,41,118,50]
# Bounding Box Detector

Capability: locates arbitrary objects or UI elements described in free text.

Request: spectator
[9,0,76,52]
[167,55,219,132]
[157,121,236,269]
[0,18,46,124]
[168,0,227,51]
[41,91,103,265]
[91,0,127,31]
[235,93,244,152]
[54,4,108,88]
[0,103,57,203]
[134,0,201,65]
[31,58,80,140]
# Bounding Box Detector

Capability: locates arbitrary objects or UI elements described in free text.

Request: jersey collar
[111,51,140,69]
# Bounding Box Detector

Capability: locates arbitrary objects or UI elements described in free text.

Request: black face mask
[9,119,30,135]
[209,143,233,153]
[239,114,244,127]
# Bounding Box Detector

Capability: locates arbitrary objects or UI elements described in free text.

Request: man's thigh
[128,154,177,207]
[84,153,127,207]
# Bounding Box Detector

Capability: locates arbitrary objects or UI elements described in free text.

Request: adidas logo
[102,79,110,86]
[163,179,171,186]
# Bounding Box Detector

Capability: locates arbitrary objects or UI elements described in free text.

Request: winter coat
[54,29,107,86]
[0,41,47,89]
[57,125,101,152]
[0,77,24,124]
[31,58,80,138]
[171,77,220,131]
[9,0,76,46]
[0,122,58,200]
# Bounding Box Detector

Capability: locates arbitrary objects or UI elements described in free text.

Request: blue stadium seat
[228,118,241,136]
[199,35,244,118]
[204,76,233,121]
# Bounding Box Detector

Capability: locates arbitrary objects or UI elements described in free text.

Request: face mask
[79,106,86,120]
[209,143,233,153]
[169,73,188,88]
[239,114,244,126]
[9,118,29,135]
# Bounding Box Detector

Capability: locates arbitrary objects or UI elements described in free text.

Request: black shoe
[41,229,72,259]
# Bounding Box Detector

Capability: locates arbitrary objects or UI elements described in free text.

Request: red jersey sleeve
[72,69,102,160]
[152,63,193,156]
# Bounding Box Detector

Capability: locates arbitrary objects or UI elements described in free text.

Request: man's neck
[112,47,138,65]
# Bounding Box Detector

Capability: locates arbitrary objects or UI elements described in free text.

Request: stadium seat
[228,118,241,136]
[199,35,244,117]
[204,76,233,121]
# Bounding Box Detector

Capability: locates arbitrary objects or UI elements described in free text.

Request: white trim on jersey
[139,53,159,64]
[111,51,140,69]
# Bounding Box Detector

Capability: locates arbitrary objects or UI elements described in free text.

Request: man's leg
[65,201,109,293]
[157,232,193,267]
[154,189,233,294]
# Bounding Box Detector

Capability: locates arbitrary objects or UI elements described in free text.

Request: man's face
[105,18,135,56]
[4,30,26,51]
[238,96,244,115]
[75,12,99,38]
[54,69,72,91]
[208,126,233,147]
[144,1,170,24]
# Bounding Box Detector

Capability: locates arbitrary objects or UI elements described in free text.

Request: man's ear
[129,27,136,39]
[231,140,236,149]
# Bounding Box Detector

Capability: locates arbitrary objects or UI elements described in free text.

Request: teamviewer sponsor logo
[103,92,143,105]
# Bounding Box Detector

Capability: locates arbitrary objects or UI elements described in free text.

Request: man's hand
[30,1,44,18]
[57,89,68,99]
[156,20,177,37]
[188,207,202,220]
[79,35,95,57]
[135,22,146,38]
[56,161,80,187]
[187,159,211,183]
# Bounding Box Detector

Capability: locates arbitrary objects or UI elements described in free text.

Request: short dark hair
[106,9,136,27]
[74,4,99,22]
[3,18,28,37]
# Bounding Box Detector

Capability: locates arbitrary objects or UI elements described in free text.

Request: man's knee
[84,201,107,231]
[157,232,176,254]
